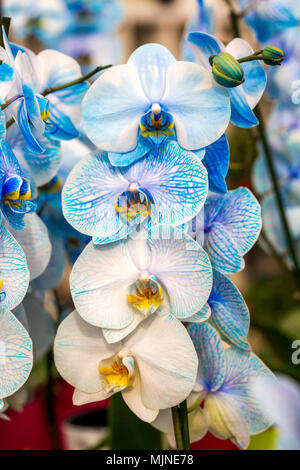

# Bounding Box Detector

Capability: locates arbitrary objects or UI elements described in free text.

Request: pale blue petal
[82,64,149,152]
[204,222,244,274]
[184,302,211,324]
[63,152,127,237]
[202,134,229,194]
[0,225,29,310]
[128,43,175,102]
[188,322,225,392]
[229,87,258,128]
[187,32,223,68]
[108,136,152,167]
[219,348,274,435]
[149,226,212,319]
[0,306,33,400]
[209,270,250,351]
[163,61,231,150]
[46,104,79,141]
[213,188,262,255]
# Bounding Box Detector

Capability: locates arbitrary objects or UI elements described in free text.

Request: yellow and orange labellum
[127,274,164,316]
[99,357,134,391]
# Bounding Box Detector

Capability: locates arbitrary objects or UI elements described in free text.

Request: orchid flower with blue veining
[2,33,89,151]
[0,140,51,279]
[70,226,212,343]
[187,32,266,128]
[62,141,208,243]
[194,187,261,274]
[0,139,35,230]
[237,0,300,43]
[0,306,33,409]
[153,323,273,449]
[54,310,197,423]
[81,43,230,166]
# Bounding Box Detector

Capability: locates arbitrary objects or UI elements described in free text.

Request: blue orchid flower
[187,322,274,449]
[0,140,52,280]
[0,306,33,406]
[62,141,208,243]
[187,32,266,128]
[81,43,230,166]
[6,124,61,188]
[64,0,123,36]
[253,374,300,450]
[153,322,273,448]
[194,187,261,274]
[3,33,88,152]
[201,269,250,351]
[0,224,29,310]
[0,140,35,230]
[3,0,68,44]
[237,0,300,43]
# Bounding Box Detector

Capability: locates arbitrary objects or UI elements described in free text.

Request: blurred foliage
[248,427,278,450]
[246,276,300,382]
[108,393,162,450]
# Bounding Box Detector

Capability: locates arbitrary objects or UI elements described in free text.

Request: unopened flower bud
[262,46,284,65]
[210,52,245,88]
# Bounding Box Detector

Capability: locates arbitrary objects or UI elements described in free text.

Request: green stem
[178,400,191,450]
[41,64,112,97]
[171,406,184,450]
[45,350,60,450]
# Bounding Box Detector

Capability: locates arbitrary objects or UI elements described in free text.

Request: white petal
[9,213,51,280]
[126,314,198,410]
[122,371,158,423]
[54,310,118,393]
[70,240,140,328]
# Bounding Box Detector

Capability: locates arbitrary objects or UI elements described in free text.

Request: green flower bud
[262,46,284,65]
[210,52,245,88]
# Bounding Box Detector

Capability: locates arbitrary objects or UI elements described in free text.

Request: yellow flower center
[41,109,50,121]
[99,357,134,392]
[127,273,164,316]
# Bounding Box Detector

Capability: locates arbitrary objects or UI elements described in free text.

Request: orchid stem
[178,400,191,450]
[172,406,184,450]
[172,400,190,450]
[41,64,112,97]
